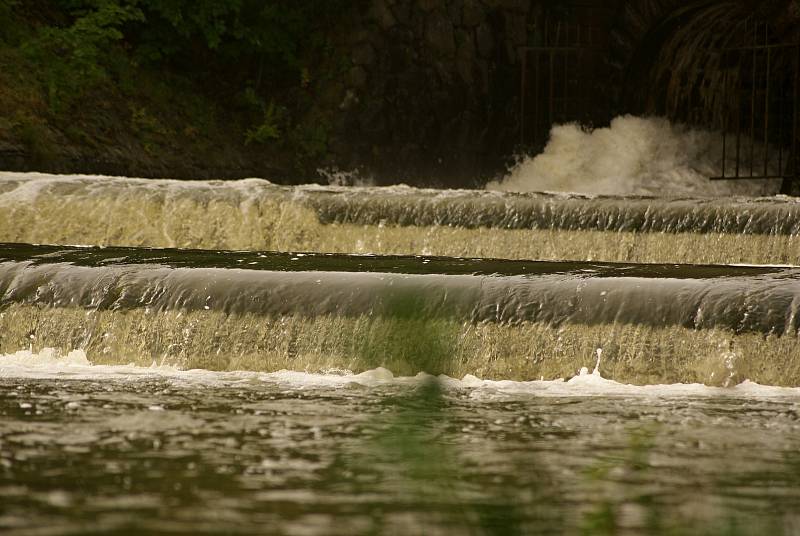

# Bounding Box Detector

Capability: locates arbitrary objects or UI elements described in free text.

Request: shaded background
[1,0,799,187]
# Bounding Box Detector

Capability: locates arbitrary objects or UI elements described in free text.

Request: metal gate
[710,21,800,194]
[519,17,611,149]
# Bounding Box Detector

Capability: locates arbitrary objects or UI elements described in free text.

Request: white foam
[1,348,92,367]
[2,348,800,399]
[0,348,182,377]
[488,115,783,197]
[451,366,800,399]
[0,170,277,205]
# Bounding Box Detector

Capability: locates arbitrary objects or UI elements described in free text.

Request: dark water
[2,369,800,535]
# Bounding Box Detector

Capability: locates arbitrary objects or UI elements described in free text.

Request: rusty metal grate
[519,18,611,149]
[711,21,800,194]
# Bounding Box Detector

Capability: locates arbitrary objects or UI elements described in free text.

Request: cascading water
[488,115,784,196]
[4,118,800,535]
[4,170,800,265]
[3,243,799,386]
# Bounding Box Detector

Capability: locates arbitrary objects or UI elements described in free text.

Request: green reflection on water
[347,307,793,535]
[337,378,526,535]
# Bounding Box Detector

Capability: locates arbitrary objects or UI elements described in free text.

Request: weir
[5,2,800,532]
[3,243,800,386]
[3,173,800,265]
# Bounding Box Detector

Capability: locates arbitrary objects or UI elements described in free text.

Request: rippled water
[2,363,800,535]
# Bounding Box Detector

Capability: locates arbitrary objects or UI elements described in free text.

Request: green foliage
[23,0,144,111]
[3,0,355,165]
[242,88,284,145]
[0,0,23,44]
[11,112,56,162]
[17,0,349,112]
[289,119,331,170]
[129,104,168,153]
[132,0,349,80]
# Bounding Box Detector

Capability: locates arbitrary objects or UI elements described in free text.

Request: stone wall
[325,0,544,186]
[322,0,797,187]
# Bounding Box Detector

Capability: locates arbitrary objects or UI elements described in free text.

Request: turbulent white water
[3,348,799,399]
[489,115,783,196]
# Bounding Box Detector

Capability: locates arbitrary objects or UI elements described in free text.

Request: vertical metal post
[750,23,757,177]
[778,49,784,178]
[764,38,771,178]
[549,49,555,129]
[736,48,742,178]
[721,64,728,179]
[563,45,569,122]
[578,49,584,122]
[520,51,527,145]
[787,42,800,193]
[534,49,541,146]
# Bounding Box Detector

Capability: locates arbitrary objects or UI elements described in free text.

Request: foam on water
[489,115,783,196]
[3,347,799,399]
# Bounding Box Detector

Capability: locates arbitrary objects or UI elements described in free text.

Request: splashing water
[488,115,783,196]
[3,243,800,386]
[4,171,800,265]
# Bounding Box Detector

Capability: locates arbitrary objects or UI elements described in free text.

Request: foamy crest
[3,349,800,399]
[488,115,783,196]
[0,348,92,368]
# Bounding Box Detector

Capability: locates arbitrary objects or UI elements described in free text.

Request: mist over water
[489,116,783,196]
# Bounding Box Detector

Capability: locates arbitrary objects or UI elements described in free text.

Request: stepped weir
[2,172,800,265]
[3,242,799,386]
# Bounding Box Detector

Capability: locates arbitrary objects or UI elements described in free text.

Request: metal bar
[764,35,771,178]
[534,50,540,146]
[521,51,527,145]
[778,49,784,178]
[736,49,742,178]
[533,52,542,145]
[549,49,555,128]
[564,46,569,122]
[788,41,800,193]
[750,24,757,177]
[721,43,797,51]
[711,174,788,181]
[519,46,604,52]
[721,63,728,179]
[711,20,800,185]
[580,49,587,123]
[576,25,583,123]
[540,17,547,146]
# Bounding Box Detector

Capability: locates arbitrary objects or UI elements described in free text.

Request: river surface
[2,360,800,535]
